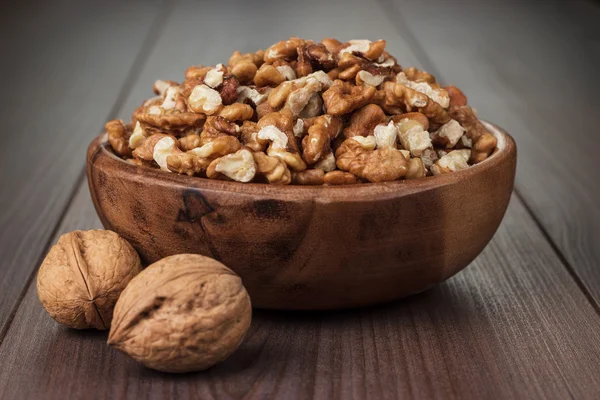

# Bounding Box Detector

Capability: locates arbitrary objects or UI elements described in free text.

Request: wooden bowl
[87,122,516,310]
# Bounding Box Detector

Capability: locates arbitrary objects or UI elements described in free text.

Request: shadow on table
[150,278,480,380]
[58,277,480,383]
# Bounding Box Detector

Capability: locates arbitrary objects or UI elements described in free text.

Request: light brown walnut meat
[37,230,141,330]
[104,37,497,184]
[167,136,241,176]
[418,96,451,129]
[338,39,386,61]
[128,121,152,150]
[383,81,427,110]
[253,151,291,184]
[240,121,267,152]
[321,38,345,55]
[228,51,261,84]
[295,45,313,77]
[132,133,173,162]
[105,120,132,157]
[218,74,240,105]
[335,136,406,182]
[430,119,466,148]
[294,116,317,138]
[445,85,467,107]
[327,67,342,80]
[324,170,358,185]
[188,84,223,115]
[323,80,376,116]
[302,115,342,164]
[264,37,305,63]
[391,112,429,130]
[152,136,184,170]
[436,148,451,158]
[178,133,202,151]
[254,64,287,87]
[431,149,471,175]
[395,112,432,157]
[255,100,277,119]
[361,147,408,182]
[108,254,252,373]
[305,43,336,69]
[449,105,497,163]
[257,109,299,153]
[335,136,376,172]
[218,103,254,122]
[267,82,292,109]
[166,152,209,176]
[472,133,498,163]
[403,67,436,84]
[337,53,369,80]
[153,79,178,95]
[236,85,270,107]
[420,147,439,170]
[396,70,448,108]
[134,107,206,132]
[355,70,386,87]
[195,135,242,158]
[314,151,336,171]
[272,60,297,80]
[200,116,240,145]
[267,71,332,116]
[338,64,361,81]
[377,83,401,114]
[257,109,307,171]
[292,169,325,185]
[406,157,427,180]
[268,149,307,172]
[343,104,387,138]
[298,93,323,118]
[381,81,450,127]
[185,65,212,80]
[207,148,257,182]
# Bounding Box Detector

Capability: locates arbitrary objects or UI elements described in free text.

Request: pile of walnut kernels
[105,37,498,185]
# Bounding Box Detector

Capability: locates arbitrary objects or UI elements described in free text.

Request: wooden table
[1,0,599,398]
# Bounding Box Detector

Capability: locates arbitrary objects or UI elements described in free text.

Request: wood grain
[2,0,600,398]
[0,0,164,333]
[381,0,600,303]
[1,193,600,399]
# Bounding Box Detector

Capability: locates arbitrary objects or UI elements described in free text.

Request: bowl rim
[88,120,516,201]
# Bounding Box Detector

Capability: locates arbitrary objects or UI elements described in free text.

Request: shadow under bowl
[87,121,516,310]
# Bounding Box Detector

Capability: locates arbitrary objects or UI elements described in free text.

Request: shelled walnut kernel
[105,37,497,184]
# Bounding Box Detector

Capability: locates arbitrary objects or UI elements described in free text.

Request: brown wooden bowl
[87,121,516,310]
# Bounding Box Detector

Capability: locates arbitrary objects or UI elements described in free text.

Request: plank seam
[0,0,178,347]
[0,171,85,345]
[377,0,600,315]
[515,191,600,315]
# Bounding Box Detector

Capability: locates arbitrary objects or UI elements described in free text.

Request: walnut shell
[36,230,142,330]
[107,254,252,373]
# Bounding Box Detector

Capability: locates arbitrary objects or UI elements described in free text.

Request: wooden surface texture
[0,0,599,398]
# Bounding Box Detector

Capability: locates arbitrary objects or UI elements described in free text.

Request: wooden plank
[0,0,164,333]
[2,191,600,399]
[3,0,599,398]
[380,0,600,303]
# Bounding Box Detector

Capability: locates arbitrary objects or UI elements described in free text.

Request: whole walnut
[36,230,142,330]
[108,254,252,373]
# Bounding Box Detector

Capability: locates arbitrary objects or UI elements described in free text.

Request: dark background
[0,0,599,398]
